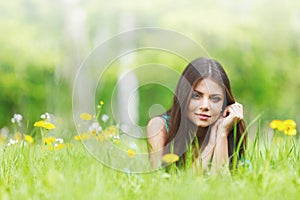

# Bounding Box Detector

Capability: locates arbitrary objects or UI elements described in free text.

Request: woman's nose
[199,97,209,110]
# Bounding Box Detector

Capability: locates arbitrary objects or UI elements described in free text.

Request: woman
[146,57,246,173]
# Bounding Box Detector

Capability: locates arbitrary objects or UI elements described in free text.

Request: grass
[0,125,299,200]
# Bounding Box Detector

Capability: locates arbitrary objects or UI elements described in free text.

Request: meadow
[1,1,300,199]
[0,110,299,200]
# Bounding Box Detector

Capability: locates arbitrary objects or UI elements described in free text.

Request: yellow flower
[103,125,118,138]
[44,136,56,145]
[24,135,34,144]
[55,143,64,150]
[270,119,297,136]
[74,133,90,141]
[270,120,285,131]
[74,135,81,140]
[113,138,119,144]
[80,113,92,121]
[283,119,297,136]
[34,120,55,130]
[284,128,297,136]
[127,149,136,158]
[99,101,104,105]
[283,120,296,129]
[162,153,179,163]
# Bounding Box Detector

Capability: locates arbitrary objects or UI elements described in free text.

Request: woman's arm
[210,134,229,174]
[193,142,215,173]
[210,102,243,174]
[146,117,167,169]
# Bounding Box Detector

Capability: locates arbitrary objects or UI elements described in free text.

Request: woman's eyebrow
[193,89,222,96]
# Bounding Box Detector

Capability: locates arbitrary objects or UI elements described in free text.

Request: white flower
[41,112,51,120]
[89,122,102,132]
[7,139,18,146]
[55,138,64,143]
[11,114,23,125]
[101,114,109,122]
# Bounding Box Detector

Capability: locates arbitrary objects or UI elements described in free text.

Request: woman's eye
[211,97,221,102]
[191,92,200,99]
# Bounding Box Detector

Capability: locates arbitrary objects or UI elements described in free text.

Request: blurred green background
[0,0,299,132]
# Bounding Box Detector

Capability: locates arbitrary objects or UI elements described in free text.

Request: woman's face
[187,78,224,127]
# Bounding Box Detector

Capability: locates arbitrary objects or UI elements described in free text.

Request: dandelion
[24,135,34,144]
[80,113,92,121]
[162,153,179,163]
[99,101,104,105]
[74,133,91,141]
[283,120,297,136]
[34,120,55,130]
[55,143,64,150]
[269,120,285,131]
[270,119,297,136]
[43,136,56,145]
[127,149,136,158]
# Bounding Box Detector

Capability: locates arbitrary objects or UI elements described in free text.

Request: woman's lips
[195,113,211,120]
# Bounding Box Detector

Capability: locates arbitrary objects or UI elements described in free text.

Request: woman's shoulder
[146,116,167,137]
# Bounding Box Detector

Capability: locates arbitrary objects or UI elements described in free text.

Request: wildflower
[270,120,285,131]
[43,136,56,145]
[88,122,102,134]
[162,153,179,163]
[55,143,64,150]
[103,125,118,138]
[41,112,51,120]
[270,119,297,136]
[55,138,64,143]
[24,135,34,144]
[74,133,91,141]
[283,120,297,136]
[34,120,55,130]
[11,114,23,125]
[99,101,104,105]
[127,149,136,158]
[6,139,18,146]
[80,113,92,121]
[112,135,120,144]
[101,114,109,122]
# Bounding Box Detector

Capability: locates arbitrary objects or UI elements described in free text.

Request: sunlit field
[1,106,299,199]
[1,0,300,199]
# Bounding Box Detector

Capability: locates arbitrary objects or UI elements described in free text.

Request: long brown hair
[163,57,246,166]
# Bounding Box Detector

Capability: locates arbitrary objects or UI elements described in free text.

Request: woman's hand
[209,102,243,144]
[221,102,243,133]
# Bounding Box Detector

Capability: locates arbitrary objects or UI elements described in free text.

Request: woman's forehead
[194,78,223,95]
